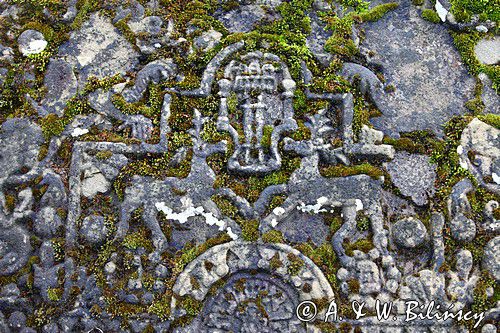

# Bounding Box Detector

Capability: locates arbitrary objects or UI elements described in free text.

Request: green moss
[122,228,154,251]
[241,220,260,241]
[4,194,16,212]
[82,74,124,95]
[321,163,384,179]
[71,0,101,30]
[324,14,359,58]
[356,214,370,232]
[269,253,283,269]
[113,151,192,200]
[344,238,374,256]
[262,230,285,243]
[148,294,171,320]
[296,242,339,286]
[451,31,482,75]
[338,0,369,13]
[478,113,500,129]
[39,114,66,139]
[430,116,476,210]
[421,9,441,23]
[352,95,371,137]
[384,130,438,154]
[451,32,500,95]
[178,294,203,316]
[483,65,499,94]
[286,252,304,275]
[359,3,399,22]
[471,271,498,322]
[114,18,138,48]
[449,0,499,22]
[95,150,113,160]
[211,195,239,219]
[172,234,232,276]
[29,304,58,328]
[347,279,360,293]
[27,49,53,72]
[47,287,62,302]
[214,156,301,203]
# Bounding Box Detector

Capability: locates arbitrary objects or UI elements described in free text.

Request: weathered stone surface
[479,73,500,115]
[81,166,110,198]
[216,5,280,33]
[18,30,47,56]
[34,207,62,238]
[193,29,222,51]
[384,152,436,206]
[39,58,78,116]
[475,37,500,65]
[0,118,44,177]
[392,217,427,248]
[482,236,500,281]
[58,13,140,87]
[80,215,108,244]
[274,210,329,246]
[363,0,476,137]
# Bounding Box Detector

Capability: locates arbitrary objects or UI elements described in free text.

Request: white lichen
[155,199,238,239]
[71,127,89,137]
[493,172,500,185]
[435,0,448,22]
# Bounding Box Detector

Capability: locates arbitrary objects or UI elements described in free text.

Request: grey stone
[80,215,108,244]
[62,0,77,23]
[58,13,140,88]
[128,16,163,34]
[155,264,169,278]
[459,119,500,194]
[18,30,47,56]
[122,59,176,103]
[363,0,476,137]
[81,166,110,199]
[127,278,142,290]
[0,118,44,178]
[274,209,329,246]
[0,44,13,61]
[34,206,62,238]
[0,225,33,276]
[193,29,222,51]
[478,73,500,114]
[306,11,332,66]
[8,311,26,329]
[450,214,476,242]
[217,5,279,33]
[38,58,78,117]
[482,323,497,333]
[142,292,154,305]
[104,261,116,275]
[392,217,427,248]
[42,323,60,333]
[476,25,488,33]
[124,294,140,304]
[385,152,436,206]
[475,37,499,65]
[482,236,500,281]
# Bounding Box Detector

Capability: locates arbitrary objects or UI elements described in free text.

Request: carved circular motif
[199,272,306,332]
[392,217,427,248]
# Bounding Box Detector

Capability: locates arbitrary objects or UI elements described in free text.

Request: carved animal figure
[339,62,383,102]
[115,111,236,253]
[260,112,388,258]
[122,60,177,103]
